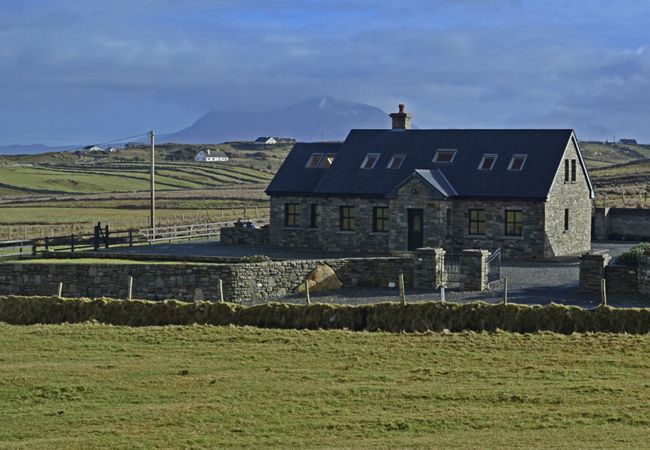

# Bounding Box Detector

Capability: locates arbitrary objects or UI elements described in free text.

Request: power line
[63,131,151,153]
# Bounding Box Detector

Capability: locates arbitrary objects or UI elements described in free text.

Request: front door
[407,208,424,251]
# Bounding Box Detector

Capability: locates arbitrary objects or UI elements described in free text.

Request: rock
[295,264,343,293]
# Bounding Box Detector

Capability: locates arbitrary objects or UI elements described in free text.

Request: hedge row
[2,295,650,334]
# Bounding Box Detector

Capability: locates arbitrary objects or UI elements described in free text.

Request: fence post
[128,276,133,300]
[57,282,63,299]
[105,224,109,248]
[503,277,508,305]
[71,233,75,252]
[45,236,49,251]
[128,229,133,247]
[440,286,445,302]
[305,280,311,305]
[600,278,607,307]
[399,273,406,305]
[94,223,100,250]
[219,279,224,303]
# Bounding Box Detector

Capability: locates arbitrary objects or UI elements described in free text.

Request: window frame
[477,154,498,171]
[284,203,300,228]
[317,153,336,169]
[507,154,527,171]
[432,149,457,163]
[372,206,389,233]
[360,153,381,169]
[339,206,356,231]
[310,204,319,229]
[571,159,577,182]
[468,208,486,235]
[505,209,523,237]
[305,153,324,169]
[386,154,407,169]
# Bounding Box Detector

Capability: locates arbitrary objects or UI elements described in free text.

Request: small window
[564,159,570,182]
[360,153,380,169]
[305,153,323,168]
[317,153,336,169]
[386,154,406,169]
[571,159,577,182]
[284,203,299,227]
[373,207,389,232]
[310,204,319,228]
[505,210,523,236]
[508,154,527,171]
[478,154,497,170]
[468,209,486,235]
[339,206,356,231]
[433,149,457,163]
[564,208,570,231]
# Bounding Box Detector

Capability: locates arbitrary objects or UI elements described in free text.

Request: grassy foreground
[1,324,649,449]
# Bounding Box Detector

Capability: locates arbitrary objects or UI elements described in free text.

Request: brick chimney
[389,103,412,130]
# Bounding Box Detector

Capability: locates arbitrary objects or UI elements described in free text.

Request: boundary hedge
[2,296,650,334]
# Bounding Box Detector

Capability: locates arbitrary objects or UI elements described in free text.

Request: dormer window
[386,154,406,169]
[478,154,498,170]
[360,153,380,169]
[433,149,457,163]
[508,154,527,171]
[317,153,336,169]
[305,153,323,168]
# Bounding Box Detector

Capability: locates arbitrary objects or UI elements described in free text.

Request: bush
[616,243,650,266]
[2,296,650,334]
[238,255,271,263]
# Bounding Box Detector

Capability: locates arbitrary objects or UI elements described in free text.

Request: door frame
[407,208,424,251]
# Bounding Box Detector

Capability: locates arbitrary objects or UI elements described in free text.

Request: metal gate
[442,253,461,290]
[488,247,502,288]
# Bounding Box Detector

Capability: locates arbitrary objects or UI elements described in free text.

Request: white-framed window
[360,153,381,169]
[317,153,336,169]
[386,154,407,169]
[507,154,527,171]
[432,149,457,163]
[305,153,323,168]
[478,154,498,170]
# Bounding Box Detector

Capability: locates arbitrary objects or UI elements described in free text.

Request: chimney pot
[399,104,405,113]
[389,103,412,130]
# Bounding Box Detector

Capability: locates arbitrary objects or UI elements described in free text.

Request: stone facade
[543,139,592,257]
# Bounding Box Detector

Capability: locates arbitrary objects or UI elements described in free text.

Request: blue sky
[1,0,650,145]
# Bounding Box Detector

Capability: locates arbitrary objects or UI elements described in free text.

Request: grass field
[1,324,649,448]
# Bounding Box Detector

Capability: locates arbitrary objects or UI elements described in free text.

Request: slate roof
[266,129,593,200]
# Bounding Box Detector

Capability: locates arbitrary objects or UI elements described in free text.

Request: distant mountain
[0,143,78,155]
[162,96,393,143]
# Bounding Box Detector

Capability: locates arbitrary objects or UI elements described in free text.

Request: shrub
[616,243,650,266]
[238,255,271,263]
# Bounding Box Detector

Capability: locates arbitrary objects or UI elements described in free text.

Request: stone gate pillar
[579,253,610,292]
[460,249,489,291]
[413,248,445,290]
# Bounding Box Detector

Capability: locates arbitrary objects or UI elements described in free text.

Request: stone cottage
[265,105,595,258]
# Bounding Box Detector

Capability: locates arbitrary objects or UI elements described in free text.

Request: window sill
[336,230,357,235]
[466,235,487,239]
[502,235,524,240]
[370,231,390,236]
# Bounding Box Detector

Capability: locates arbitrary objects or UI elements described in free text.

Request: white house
[82,145,103,152]
[255,137,278,145]
[106,147,117,153]
[195,148,229,162]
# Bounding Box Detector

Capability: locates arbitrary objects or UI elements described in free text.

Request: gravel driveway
[108,240,647,308]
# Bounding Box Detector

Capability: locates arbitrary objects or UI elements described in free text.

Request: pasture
[1,324,649,448]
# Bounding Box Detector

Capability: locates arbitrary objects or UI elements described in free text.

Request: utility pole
[150,130,156,235]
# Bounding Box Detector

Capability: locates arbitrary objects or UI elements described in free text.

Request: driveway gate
[442,253,461,290]
[488,247,502,288]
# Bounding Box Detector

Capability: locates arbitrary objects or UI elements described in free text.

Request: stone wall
[543,139,592,257]
[593,207,650,241]
[221,226,270,246]
[579,253,638,294]
[638,253,650,295]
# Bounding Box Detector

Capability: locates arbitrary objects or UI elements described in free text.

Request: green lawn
[1,324,649,448]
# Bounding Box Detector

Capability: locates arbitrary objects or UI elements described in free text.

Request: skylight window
[478,154,498,170]
[508,154,527,171]
[360,153,380,169]
[386,154,406,169]
[305,153,324,168]
[317,153,336,169]
[432,149,457,163]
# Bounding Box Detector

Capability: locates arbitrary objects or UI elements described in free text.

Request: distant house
[195,148,229,162]
[255,137,278,145]
[106,147,117,153]
[82,145,103,152]
[619,138,638,145]
[266,104,595,258]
